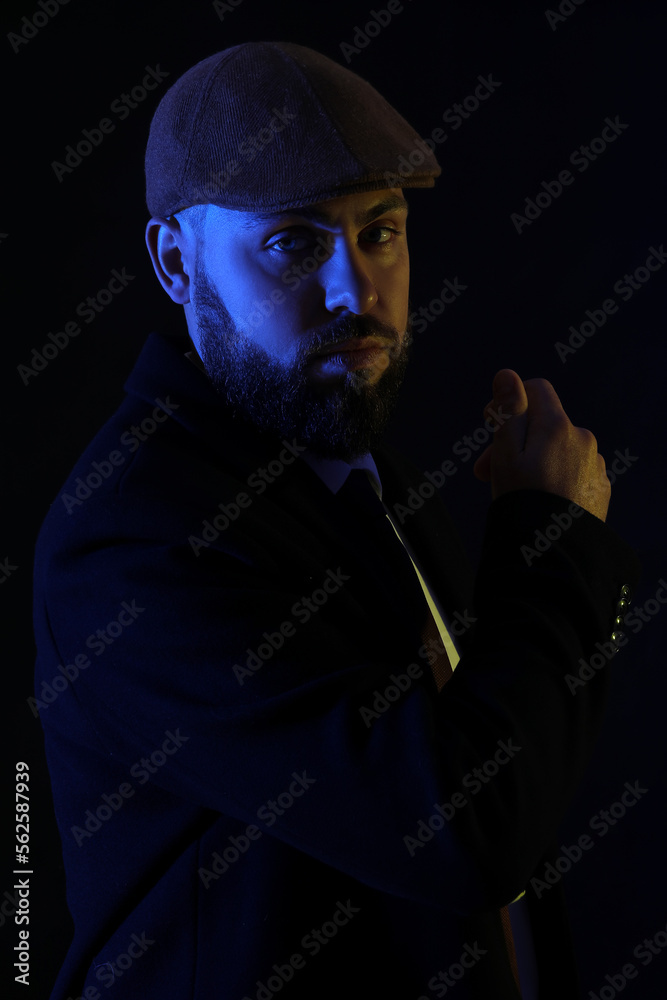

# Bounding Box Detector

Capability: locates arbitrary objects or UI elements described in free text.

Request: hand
[473,369,611,522]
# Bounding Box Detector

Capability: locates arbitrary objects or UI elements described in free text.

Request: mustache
[299,315,403,360]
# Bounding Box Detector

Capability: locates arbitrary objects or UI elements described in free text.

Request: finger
[520,378,569,445]
[484,369,529,454]
[490,369,528,416]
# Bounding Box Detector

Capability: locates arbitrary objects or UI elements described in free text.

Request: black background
[3,0,666,997]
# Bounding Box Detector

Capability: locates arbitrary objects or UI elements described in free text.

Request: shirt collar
[301,451,383,500]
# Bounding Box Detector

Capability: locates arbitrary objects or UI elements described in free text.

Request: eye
[265,224,404,256]
[267,233,313,253]
[361,226,403,245]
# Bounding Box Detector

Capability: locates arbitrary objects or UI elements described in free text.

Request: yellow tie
[382,509,460,687]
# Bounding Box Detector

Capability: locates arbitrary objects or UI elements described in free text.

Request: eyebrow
[239,194,409,230]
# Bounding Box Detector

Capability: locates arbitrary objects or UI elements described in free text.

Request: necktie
[337,469,455,686]
[338,469,523,996]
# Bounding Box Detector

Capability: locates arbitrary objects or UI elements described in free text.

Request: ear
[145,216,192,305]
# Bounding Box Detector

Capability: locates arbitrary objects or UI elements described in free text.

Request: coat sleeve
[33,483,640,916]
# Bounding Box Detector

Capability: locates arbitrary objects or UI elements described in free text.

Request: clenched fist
[473,369,611,522]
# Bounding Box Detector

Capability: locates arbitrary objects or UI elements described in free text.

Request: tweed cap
[145,40,441,216]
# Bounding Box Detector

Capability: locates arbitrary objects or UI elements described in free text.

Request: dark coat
[33,331,639,999]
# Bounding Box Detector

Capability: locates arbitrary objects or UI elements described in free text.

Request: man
[34,41,639,999]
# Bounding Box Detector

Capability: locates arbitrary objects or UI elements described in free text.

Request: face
[185,188,412,460]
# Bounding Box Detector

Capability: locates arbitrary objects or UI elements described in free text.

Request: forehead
[206,189,408,236]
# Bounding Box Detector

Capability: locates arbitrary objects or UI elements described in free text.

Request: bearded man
[33,41,638,1000]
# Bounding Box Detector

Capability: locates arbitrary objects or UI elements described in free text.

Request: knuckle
[524,376,554,392]
[574,425,597,450]
[548,410,570,434]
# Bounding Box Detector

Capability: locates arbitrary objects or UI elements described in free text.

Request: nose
[320,240,378,315]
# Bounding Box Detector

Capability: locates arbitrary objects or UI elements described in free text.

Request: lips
[313,337,391,358]
[308,339,393,377]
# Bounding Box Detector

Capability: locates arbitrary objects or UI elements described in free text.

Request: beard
[191,249,412,461]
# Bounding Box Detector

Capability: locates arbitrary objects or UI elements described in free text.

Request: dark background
[3,0,666,997]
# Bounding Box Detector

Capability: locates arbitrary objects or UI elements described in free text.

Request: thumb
[484,369,528,422]
[473,369,527,482]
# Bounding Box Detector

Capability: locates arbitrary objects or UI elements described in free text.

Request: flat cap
[145,40,441,216]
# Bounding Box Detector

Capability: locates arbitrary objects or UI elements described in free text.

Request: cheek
[381,258,410,328]
[236,272,309,358]
[206,252,296,346]
[211,252,274,316]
